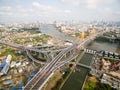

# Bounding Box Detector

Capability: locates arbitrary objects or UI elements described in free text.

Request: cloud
[61,0,80,6]
[32,2,41,7]
[85,0,116,9]
[0,6,12,12]
[115,11,120,15]
[85,0,98,9]
[32,2,56,12]
[104,8,111,12]
[0,0,119,22]
[32,2,71,13]
[0,2,72,22]
[61,0,116,9]
[0,6,29,18]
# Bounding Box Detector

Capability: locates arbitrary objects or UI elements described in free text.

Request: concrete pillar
[50,52,54,60]
[69,50,72,55]
[64,53,67,58]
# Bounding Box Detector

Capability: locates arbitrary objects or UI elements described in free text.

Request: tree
[69,64,73,68]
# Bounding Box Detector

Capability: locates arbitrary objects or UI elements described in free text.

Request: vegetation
[52,68,71,90]
[103,32,117,37]
[95,36,109,42]
[30,30,41,34]
[74,32,89,38]
[42,71,62,90]
[14,34,51,44]
[84,77,97,90]
[94,82,117,90]
[52,78,63,90]
[0,47,17,60]
[42,68,71,90]
[21,27,39,31]
[84,76,117,90]
[69,64,73,68]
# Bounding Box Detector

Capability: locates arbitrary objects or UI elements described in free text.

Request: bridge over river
[0,26,114,90]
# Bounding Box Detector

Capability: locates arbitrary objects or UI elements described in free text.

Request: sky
[0,0,120,23]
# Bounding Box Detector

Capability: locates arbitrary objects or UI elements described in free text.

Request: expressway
[0,42,66,64]
[0,41,64,53]
[27,47,64,53]
[24,30,109,90]
[25,49,47,64]
[0,41,24,49]
[23,44,78,90]
[0,29,112,90]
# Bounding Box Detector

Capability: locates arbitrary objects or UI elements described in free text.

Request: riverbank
[87,41,118,53]
[84,39,119,90]
[61,53,93,90]
[116,45,120,54]
[40,24,76,43]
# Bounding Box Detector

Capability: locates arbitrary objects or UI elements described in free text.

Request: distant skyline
[0,0,120,23]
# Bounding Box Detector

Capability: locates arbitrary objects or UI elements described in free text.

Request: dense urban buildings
[0,21,120,90]
[0,0,120,90]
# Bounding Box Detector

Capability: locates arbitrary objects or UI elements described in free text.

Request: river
[88,41,118,53]
[40,24,76,43]
[61,41,119,90]
[61,53,93,90]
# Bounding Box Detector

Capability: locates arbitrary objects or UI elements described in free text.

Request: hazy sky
[0,0,120,23]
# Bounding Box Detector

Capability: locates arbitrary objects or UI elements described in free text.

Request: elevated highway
[24,30,112,90]
[0,42,24,50]
[24,44,78,90]
[0,42,66,64]
[0,29,113,90]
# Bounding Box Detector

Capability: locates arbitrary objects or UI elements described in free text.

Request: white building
[10,61,16,68]
[6,55,12,64]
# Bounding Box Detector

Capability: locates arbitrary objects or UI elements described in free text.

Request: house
[6,54,12,64]
[1,63,9,74]
[10,61,16,68]
[2,80,13,85]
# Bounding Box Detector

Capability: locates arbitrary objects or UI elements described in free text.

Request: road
[24,44,78,90]
[24,30,109,90]
[0,29,113,90]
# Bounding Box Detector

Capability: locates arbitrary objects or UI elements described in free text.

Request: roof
[1,63,9,74]
[0,56,6,60]
[0,61,6,68]
[27,77,32,83]
[6,55,12,64]
[18,83,24,90]
[11,87,16,90]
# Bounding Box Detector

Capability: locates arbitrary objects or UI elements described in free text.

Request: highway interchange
[0,29,112,90]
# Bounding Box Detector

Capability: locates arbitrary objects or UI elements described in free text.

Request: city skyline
[0,0,120,23]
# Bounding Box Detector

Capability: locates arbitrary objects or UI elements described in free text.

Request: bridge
[0,42,24,49]
[0,42,66,64]
[23,29,114,90]
[23,44,78,90]
[77,63,91,69]
[0,29,113,90]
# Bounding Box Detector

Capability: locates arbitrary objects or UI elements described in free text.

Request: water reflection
[89,41,118,53]
[40,24,76,43]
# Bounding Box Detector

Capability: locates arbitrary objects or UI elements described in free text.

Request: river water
[88,41,118,53]
[61,41,119,90]
[61,53,93,90]
[40,24,76,43]
[40,24,119,89]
